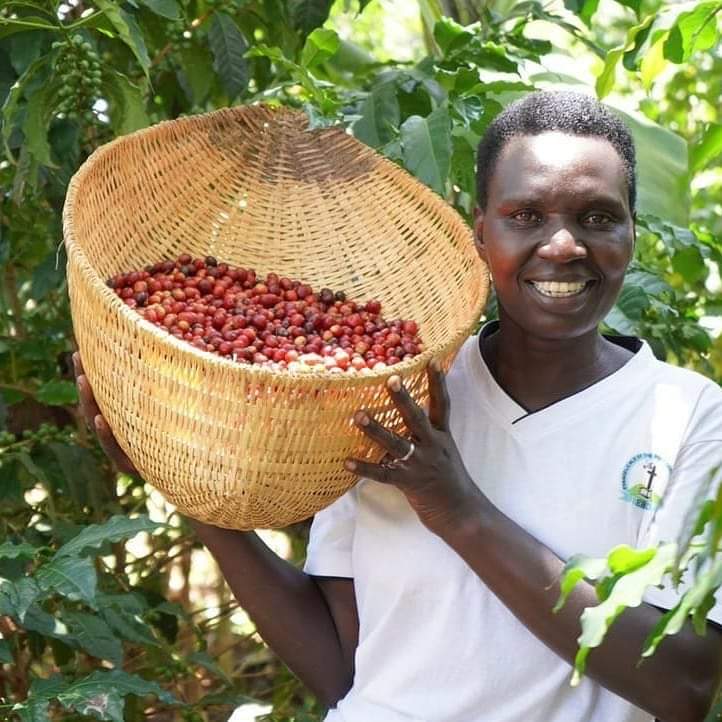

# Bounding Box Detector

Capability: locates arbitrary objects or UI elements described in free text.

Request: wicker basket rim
[62,104,489,384]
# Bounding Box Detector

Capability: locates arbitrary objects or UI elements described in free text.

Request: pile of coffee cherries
[107,254,425,374]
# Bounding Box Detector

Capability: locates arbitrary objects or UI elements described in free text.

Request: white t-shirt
[303,325,722,722]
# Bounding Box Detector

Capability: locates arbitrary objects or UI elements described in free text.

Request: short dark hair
[476,91,636,211]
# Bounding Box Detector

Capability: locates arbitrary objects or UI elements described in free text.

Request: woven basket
[64,104,488,530]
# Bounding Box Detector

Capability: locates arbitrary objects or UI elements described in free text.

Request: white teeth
[531,281,589,297]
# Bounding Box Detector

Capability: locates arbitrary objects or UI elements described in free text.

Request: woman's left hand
[345,359,485,538]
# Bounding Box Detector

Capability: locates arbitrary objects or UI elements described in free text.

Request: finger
[76,374,102,428]
[386,375,432,441]
[427,359,450,431]
[354,411,413,459]
[72,351,84,380]
[344,457,396,485]
[94,415,139,476]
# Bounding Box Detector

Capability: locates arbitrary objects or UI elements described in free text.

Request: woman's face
[474,132,635,341]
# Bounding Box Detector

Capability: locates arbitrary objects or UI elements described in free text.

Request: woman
[74,91,722,722]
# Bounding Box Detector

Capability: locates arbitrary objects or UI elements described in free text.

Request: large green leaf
[353,82,400,148]
[300,28,340,68]
[1,55,48,156]
[400,106,451,196]
[138,0,181,20]
[208,11,249,100]
[608,104,690,226]
[663,1,722,63]
[433,17,473,54]
[97,592,161,647]
[35,555,97,607]
[56,514,164,559]
[564,0,601,26]
[691,122,722,173]
[104,72,148,135]
[94,0,150,76]
[61,610,123,666]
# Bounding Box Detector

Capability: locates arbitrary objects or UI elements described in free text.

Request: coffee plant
[1,0,721,720]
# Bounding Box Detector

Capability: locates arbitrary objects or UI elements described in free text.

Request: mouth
[527,280,595,298]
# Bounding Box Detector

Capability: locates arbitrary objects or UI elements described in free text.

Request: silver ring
[397,441,415,463]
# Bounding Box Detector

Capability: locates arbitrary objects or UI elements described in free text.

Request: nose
[537,225,587,262]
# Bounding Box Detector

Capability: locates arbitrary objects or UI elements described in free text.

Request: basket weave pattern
[64,105,488,530]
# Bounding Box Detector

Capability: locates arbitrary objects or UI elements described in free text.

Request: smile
[529,280,593,298]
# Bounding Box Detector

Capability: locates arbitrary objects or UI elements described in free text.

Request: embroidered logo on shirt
[621,453,671,511]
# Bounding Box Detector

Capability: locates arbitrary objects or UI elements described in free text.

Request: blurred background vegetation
[0,0,721,720]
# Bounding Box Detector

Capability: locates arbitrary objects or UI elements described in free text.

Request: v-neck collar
[463,321,652,438]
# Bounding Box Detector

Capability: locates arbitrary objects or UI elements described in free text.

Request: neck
[482,311,630,412]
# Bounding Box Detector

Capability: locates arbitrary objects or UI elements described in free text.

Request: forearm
[442,499,722,722]
[189,519,353,707]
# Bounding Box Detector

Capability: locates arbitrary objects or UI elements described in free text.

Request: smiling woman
[75,91,722,722]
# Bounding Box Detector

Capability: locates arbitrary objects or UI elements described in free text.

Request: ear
[473,206,488,263]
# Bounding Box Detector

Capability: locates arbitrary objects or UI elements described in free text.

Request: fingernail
[354,411,369,426]
[94,415,104,430]
[345,459,357,471]
[388,375,401,392]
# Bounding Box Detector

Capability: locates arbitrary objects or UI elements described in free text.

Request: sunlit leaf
[35,555,97,608]
[56,514,164,558]
[353,82,400,148]
[433,17,473,54]
[35,379,78,406]
[554,555,609,612]
[690,123,722,173]
[663,1,722,63]
[400,106,451,196]
[300,28,340,68]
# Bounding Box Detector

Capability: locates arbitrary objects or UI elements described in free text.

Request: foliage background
[0,0,721,720]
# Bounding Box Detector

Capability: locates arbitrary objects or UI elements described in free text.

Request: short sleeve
[637,383,722,625]
[303,486,358,578]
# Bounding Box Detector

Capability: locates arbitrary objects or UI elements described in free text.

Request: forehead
[490,132,628,205]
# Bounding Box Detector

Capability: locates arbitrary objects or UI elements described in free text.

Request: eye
[584,212,615,225]
[510,210,541,224]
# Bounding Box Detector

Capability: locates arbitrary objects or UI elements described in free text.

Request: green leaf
[178,44,214,105]
[208,11,248,100]
[61,610,123,666]
[300,28,340,68]
[35,379,78,406]
[690,123,722,174]
[596,16,654,99]
[57,669,178,719]
[615,284,651,320]
[433,17,473,54]
[353,82,400,148]
[607,545,657,574]
[291,0,335,37]
[609,105,690,226]
[400,106,451,196]
[1,55,48,155]
[672,245,707,284]
[104,72,148,135]
[97,592,161,647]
[0,638,12,663]
[15,675,69,722]
[596,47,623,99]
[94,0,150,76]
[555,554,609,613]
[9,30,46,75]
[0,457,24,504]
[189,651,232,685]
[640,34,668,90]
[572,543,676,683]
[31,246,66,300]
[643,556,722,657]
[56,514,164,559]
[663,2,722,63]
[138,0,181,20]
[612,0,641,14]
[0,576,40,622]
[0,541,37,559]
[35,555,97,608]
[564,0,600,26]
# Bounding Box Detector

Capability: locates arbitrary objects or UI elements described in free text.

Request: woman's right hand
[72,351,140,476]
